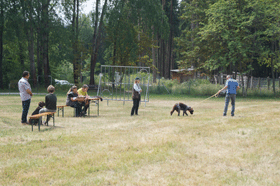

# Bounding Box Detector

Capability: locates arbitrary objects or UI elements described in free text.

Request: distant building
[170,67,195,83]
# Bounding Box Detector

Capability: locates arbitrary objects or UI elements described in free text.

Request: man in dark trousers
[218,75,240,116]
[18,71,33,125]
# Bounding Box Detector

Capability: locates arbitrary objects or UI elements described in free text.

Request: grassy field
[0,94,279,185]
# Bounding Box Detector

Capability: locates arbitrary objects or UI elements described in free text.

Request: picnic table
[57,96,101,117]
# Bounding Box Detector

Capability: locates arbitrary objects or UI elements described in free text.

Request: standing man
[18,71,33,125]
[218,75,240,116]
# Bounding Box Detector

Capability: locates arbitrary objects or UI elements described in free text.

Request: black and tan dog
[170,103,194,116]
[28,101,46,125]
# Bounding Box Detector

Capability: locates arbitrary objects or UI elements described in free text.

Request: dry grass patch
[0,95,280,185]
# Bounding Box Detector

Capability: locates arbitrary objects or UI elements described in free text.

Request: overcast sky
[81,0,101,15]
[81,0,182,15]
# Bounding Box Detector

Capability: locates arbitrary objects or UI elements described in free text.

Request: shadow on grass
[31,125,65,132]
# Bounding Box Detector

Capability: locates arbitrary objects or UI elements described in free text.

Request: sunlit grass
[0,95,279,185]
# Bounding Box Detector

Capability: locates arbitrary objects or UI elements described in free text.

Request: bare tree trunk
[168,0,173,79]
[272,41,276,96]
[89,0,100,85]
[72,0,79,85]
[15,27,25,69]
[0,1,3,89]
[152,26,157,83]
[90,0,108,85]
[36,3,43,86]
[27,26,36,87]
[42,0,50,87]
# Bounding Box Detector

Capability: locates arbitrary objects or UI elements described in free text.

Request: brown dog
[170,103,194,116]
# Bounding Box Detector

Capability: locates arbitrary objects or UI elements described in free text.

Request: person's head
[67,85,77,95]
[71,85,78,93]
[82,84,89,92]
[135,77,140,84]
[22,71,30,79]
[47,85,55,93]
[226,75,231,80]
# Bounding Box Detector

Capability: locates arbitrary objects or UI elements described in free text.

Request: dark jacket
[66,92,78,106]
[45,93,57,110]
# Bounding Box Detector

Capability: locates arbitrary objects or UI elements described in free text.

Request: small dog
[29,101,46,125]
[170,103,194,116]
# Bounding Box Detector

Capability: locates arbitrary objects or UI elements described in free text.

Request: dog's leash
[199,92,219,103]
[191,91,219,107]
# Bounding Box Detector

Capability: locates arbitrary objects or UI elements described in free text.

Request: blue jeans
[21,99,31,123]
[223,94,236,116]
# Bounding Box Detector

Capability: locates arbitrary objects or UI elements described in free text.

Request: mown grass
[0,94,280,185]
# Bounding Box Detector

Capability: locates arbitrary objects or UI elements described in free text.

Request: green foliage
[104,0,169,67]
[176,0,280,78]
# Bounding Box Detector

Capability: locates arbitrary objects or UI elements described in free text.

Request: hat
[135,77,140,80]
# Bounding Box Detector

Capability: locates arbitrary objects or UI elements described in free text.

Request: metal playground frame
[97,65,150,106]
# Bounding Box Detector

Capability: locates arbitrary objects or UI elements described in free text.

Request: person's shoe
[80,111,86,117]
[223,114,226,116]
[21,122,28,125]
[231,114,234,117]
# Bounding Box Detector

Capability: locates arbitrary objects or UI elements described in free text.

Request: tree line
[0,0,279,91]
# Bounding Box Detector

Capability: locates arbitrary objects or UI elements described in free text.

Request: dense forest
[0,0,280,89]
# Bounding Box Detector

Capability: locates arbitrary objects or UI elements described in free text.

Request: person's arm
[218,85,228,94]
[134,83,142,92]
[85,91,90,99]
[237,86,240,91]
[26,89,33,96]
[68,93,77,102]
[70,97,77,101]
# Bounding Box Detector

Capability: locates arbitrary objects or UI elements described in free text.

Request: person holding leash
[131,77,142,116]
[218,75,240,116]
[18,71,33,125]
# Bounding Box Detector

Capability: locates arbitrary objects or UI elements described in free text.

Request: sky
[82,0,182,15]
[81,0,99,15]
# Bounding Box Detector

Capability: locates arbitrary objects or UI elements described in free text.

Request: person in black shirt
[39,85,57,123]
[66,85,84,117]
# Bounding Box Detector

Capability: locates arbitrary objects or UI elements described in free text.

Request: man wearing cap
[18,71,33,125]
[131,77,142,116]
[218,75,240,116]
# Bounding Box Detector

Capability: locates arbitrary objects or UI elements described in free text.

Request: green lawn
[0,94,279,185]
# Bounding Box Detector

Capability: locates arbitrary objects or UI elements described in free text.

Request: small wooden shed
[171,68,195,83]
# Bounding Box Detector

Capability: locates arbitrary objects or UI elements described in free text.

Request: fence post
[267,77,270,90]
[259,77,261,95]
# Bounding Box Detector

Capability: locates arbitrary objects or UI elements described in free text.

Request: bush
[148,78,280,97]
[149,78,222,96]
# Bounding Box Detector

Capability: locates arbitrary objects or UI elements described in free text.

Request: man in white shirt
[18,71,33,125]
